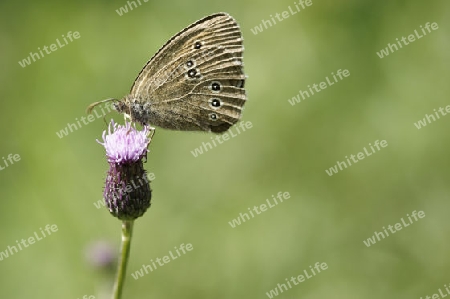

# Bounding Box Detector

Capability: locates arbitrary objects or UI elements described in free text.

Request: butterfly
[87,13,246,134]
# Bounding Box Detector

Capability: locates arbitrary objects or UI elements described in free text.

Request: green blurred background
[1,0,449,298]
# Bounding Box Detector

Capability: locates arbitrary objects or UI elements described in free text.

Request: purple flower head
[98,120,150,164]
[98,120,152,220]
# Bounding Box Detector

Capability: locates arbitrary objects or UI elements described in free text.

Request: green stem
[113,220,134,299]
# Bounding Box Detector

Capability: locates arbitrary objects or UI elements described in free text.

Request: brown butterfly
[87,13,246,134]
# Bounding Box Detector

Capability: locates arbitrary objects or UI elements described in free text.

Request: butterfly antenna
[86,98,118,114]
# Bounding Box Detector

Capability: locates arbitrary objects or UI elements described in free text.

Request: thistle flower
[98,121,152,220]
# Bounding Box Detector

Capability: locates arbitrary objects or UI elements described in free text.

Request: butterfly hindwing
[130,13,246,133]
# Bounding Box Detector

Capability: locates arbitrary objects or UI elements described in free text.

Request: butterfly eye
[209,98,222,108]
[209,113,218,121]
[210,81,222,92]
[194,41,202,49]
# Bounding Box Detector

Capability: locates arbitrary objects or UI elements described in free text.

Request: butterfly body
[102,13,247,134]
[115,94,216,132]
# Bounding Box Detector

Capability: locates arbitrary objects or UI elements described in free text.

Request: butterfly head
[114,94,150,126]
[113,99,130,116]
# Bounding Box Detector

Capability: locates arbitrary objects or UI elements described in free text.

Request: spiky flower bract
[98,121,152,220]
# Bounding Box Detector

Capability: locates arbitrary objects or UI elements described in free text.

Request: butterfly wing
[130,13,246,133]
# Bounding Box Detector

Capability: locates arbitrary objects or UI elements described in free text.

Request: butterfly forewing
[130,13,246,133]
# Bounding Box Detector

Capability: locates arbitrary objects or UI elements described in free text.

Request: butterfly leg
[148,126,156,140]
[123,113,132,123]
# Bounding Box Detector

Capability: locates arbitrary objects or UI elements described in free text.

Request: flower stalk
[113,220,134,299]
